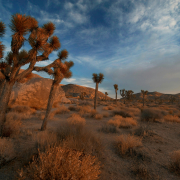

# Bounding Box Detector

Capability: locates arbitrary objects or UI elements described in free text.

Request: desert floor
[0,99,180,180]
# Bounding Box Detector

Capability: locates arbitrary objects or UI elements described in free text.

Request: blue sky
[0,0,180,98]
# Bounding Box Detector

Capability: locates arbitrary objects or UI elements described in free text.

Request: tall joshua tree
[105,92,108,102]
[92,73,104,110]
[0,14,62,135]
[114,84,118,103]
[141,90,148,106]
[34,50,74,130]
[120,89,126,104]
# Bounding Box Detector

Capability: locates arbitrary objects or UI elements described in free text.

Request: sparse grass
[0,138,15,165]
[17,146,101,180]
[114,134,142,156]
[3,112,22,137]
[169,150,180,175]
[164,114,180,123]
[108,115,137,128]
[98,124,118,134]
[140,108,166,122]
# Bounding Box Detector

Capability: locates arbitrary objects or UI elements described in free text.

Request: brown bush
[140,108,167,122]
[3,112,22,137]
[102,112,109,117]
[114,134,142,156]
[53,105,70,114]
[68,105,77,111]
[108,115,137,128]
[95,114,103,120]
[0,138,15,165]
[99,124,118,134]
[169,150,180,175]
[89,109,97,118]
[17,146,101,180]
[112,109,132,118]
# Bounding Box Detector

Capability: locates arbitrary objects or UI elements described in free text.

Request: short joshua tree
[92,73,104,110]
[120,89,126,104]
[141,90,148,106]
[126,90,134,101]
[80,92,87,100]
[105,92,108,102]
[114,84,118,103]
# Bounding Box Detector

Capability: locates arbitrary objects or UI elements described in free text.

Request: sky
[0,0,180,98]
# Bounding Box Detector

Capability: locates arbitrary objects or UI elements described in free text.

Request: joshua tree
[80,92,87,100]
[0,14,64,135]
[120,89,126,104]
[105,92,108,102]
[113,84,118,103]
[92,73,104,110]
[34,50,74,131]
[126,90,134,101]
[141,90,148,106]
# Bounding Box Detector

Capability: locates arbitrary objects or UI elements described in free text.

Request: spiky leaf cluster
[92,73,104,84]
[141,90,148,95]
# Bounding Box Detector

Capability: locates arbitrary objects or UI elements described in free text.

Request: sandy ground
[0,100,180,180]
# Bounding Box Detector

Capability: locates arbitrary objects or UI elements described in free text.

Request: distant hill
[61,84,111,100]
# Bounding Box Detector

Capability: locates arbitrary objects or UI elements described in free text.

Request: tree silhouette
[92,73,104,110]
[141,90,148,106]
[105,92,108,102]
[0,14,63,135]
[120,89,126,104]
[113,84,118,103]
[34,50,74,130]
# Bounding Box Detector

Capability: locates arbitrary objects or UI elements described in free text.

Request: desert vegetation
[0,13,180,180]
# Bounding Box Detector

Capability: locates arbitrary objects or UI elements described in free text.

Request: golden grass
[108,115,137,128]
[164,114,180,123]
[114,134,142,156]
[67,113,86,126]
[17,146,101,180]
[170,150,180,175]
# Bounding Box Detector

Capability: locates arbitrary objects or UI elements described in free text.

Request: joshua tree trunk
[41,81,59,131]
[115,90,117,103]
[94,83,98,110]
[0,80,15,136]
[143,95,144,106]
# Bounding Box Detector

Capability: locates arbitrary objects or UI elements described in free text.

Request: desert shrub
[112,109,132,118]
[77,105,92,116]
[133,126,154,137]
[103,106,114,110]
[114,134,142,156]
[3,112,22,137]
[108,115,137,128]
[0,138,15,165]
[89,109,97,118]
[98,124,118,134]
[10,105,36,115]
[169,150,180,175]
[68,105,77,111]
[56,122,104,159]
[53,105,70,114]
[140,108,167,122]
[17,146,101,180]
[95,114,103,120]
[102,112,109,117]
[164,114,180,123]
[67,113,86,126]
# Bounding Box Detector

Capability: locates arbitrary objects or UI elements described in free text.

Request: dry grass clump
[95,114,103,120]
[114,134,142,156]
[77,105,92,115]
[108,115,137,128]
[112,109,132,118]
[98,124,118,134]
[164,114,180,123]
[67,113,86,126]
[10,105,36,115]
[2,112,22,137]
[103,106,114,110]
[102,112,109,117]
[17,146,101,180]
[0,138,15,165]
[169,150,180,175]
[89,109,97,118]
[140,108,167,122]
[53,105,70,114]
